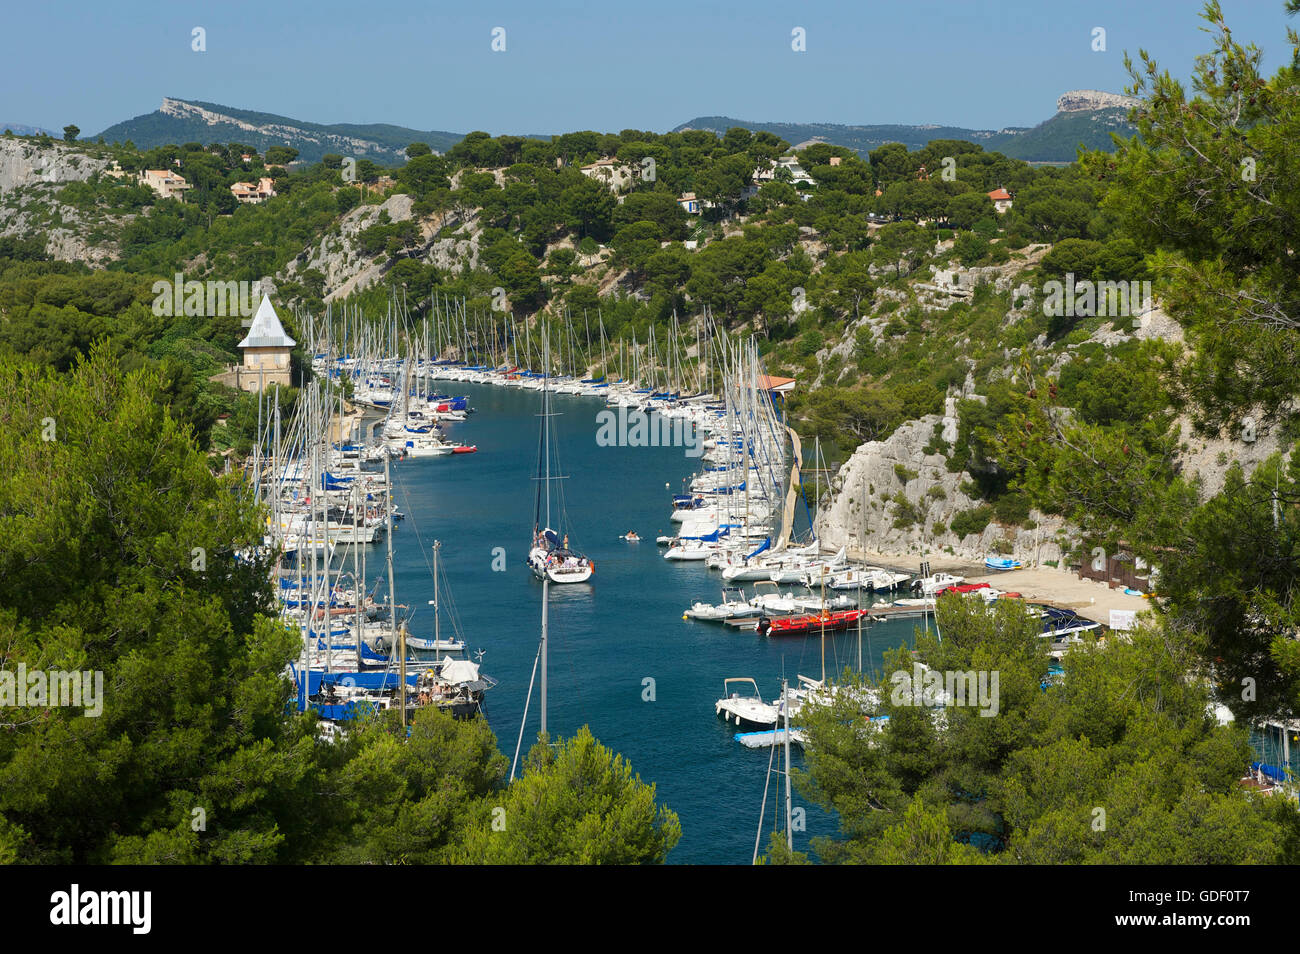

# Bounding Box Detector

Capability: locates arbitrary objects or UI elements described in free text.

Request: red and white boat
[756,609,870,637]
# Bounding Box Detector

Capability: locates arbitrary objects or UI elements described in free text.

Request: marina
[250,325,942,860]
[242,301,1139,862]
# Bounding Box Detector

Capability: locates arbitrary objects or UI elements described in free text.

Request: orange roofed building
[756,374,796,395]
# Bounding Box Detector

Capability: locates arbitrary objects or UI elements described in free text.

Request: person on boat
[563,534,569,549]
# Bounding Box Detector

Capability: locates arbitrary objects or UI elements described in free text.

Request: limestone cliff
[813,399,1069,566]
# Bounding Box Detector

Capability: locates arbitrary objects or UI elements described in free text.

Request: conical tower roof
[237,295,297,349]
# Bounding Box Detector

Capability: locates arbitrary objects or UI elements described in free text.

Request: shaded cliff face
[813,411,1068,566]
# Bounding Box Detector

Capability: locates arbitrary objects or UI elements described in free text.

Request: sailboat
[527,339,594,584]
[403,541,467,653]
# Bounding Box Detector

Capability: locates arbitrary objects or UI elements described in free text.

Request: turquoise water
[383,382,924,864]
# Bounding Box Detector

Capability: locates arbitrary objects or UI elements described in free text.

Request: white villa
[754,156,816,187]
[579,157,635,192]
[139,168,192,201]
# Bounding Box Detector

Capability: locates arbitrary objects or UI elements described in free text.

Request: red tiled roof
[988,188,1012,201]
[756,374,796,393]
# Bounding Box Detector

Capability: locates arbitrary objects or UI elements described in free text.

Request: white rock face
[0,138,120,263]
[0,137,108,192]
[1056,90,1140,113]
[159,98,404,158]
[814,415,1067,565]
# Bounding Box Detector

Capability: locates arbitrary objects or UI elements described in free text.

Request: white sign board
[1109,610,1137,632]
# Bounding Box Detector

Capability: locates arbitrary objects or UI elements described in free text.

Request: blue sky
[3,0,1296,137]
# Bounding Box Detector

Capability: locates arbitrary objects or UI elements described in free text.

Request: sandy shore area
[841,546,1152,626]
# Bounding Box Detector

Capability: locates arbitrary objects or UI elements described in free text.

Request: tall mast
[783,678,793,851]
[541,333,551,736]
[384,452,401,726]
[433,540,441,663]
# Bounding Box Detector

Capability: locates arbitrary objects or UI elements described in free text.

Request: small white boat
[824,567,874,591]
[664,542,713,561]
[715,677,779,728]
[392,435,455,457]
[404,634,466,653]
[870,570,912,591]
[749,583,799,614]
[789,593,859,613]
[913,572,964,595]
[684,587,763,621]
[735,727,807,748]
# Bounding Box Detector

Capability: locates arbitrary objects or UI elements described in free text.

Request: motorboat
[756,609,870,637]
[685,587,763,621]
[913,572,965,595]
[715,677,780,728]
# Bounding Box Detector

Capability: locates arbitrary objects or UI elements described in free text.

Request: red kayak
[760,609,869,637]
[452,445,477,454]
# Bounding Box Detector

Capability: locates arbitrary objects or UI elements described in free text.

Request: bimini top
[238,295,297,349]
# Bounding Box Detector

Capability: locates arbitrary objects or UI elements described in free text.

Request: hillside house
[139,169,192,201]
[579,157,635,192]
[678,192,702,214]
[230,177,277,204]
[987,187,1013,214]
[754,156,816,187]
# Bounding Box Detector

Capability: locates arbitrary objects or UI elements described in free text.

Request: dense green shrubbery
[949,504,994,538]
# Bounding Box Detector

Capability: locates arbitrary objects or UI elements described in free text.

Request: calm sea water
[383,382,924,864]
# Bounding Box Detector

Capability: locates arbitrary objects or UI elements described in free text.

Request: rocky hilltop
[0,137,108,193]
[0,138,120,264]
[1056,90,1139,113]
[95,99,462,164]
[159,99,397,158]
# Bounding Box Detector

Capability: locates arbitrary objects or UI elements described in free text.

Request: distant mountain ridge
[84,89,1134,167]
[93,98,465,163]
[1,123,57,137]
[675,90,1136,162]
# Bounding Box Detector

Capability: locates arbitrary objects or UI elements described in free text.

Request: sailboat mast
[541,334,551,737]
[384,452,399,723]
[783,678,793,851]
[433,540,441,663]
[541,577,549,738]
